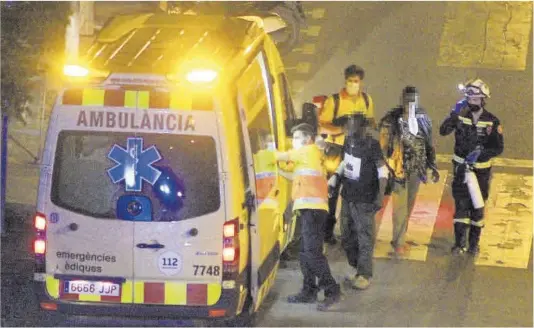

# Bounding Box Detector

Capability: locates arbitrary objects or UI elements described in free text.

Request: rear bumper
[33,280,243,321]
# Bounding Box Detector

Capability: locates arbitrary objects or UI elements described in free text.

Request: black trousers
[299,209,339,296]
[325,187,340,239]
[451,162,491,248]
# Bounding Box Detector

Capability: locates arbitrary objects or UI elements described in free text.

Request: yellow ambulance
[33,12,299,325]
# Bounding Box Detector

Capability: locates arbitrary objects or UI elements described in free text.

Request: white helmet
[464,78,490,98]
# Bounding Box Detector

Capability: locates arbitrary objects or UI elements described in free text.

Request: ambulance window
[279,73,297,131]
[257,51,278,147]
[51,131,220,221]
[237,55,277,200]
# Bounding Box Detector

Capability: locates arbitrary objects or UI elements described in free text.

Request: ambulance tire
[224,295,256,327]
[38,309,66,326]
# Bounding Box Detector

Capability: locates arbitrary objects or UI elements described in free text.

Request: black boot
[451,223,468,255]
[317,284,341,311]
[468,226,482,255]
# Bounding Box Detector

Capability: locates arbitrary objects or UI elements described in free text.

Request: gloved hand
[328,174,338,188]
[453,99,468,114]
[431,168,440,183]
[466,147,482,164]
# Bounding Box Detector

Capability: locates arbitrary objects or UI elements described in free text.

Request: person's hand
[453,99,468,114]
[328,174,338,188]
[373,197,384,212]
[431,168,440,183]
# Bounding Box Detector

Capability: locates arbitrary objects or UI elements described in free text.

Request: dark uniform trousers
[299,209,340,296]
[340,201,376,278]
[452,161,492,249]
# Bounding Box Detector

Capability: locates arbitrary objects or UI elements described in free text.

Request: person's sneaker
[316,293,341,311]
[467,245,480,255]
[287,290,318,304]
[394,245,409,258]
[344,267,358,283]
[352,275,371,290]
[451,246,467,256]
[324,235,337,245]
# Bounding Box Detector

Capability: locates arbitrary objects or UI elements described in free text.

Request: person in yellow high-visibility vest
[252,130,278,208]
[317,65,376,245]
[275,123,341,312]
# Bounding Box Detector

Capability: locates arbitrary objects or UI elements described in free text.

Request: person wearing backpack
[378,86,440,257]
[317,64,376,245]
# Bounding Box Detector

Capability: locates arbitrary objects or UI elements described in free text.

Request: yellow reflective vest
[284,144,329,212]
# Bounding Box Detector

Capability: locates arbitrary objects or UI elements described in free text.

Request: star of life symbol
[107,137,162,192]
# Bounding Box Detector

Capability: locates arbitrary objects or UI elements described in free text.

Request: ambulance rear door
[128,90,226,308]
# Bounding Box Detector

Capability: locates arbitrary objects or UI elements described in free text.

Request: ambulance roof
[86,13,259,75]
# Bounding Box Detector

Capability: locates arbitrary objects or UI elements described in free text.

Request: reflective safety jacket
[284,144,329,212]
[439,107,504,169]
[253,149,278,208]
[318,89,375,146]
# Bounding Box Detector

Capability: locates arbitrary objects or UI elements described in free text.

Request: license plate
[64,280,120,296]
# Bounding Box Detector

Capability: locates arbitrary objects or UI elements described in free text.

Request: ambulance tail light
[35,213,46,231]
[34,239,46,255]
[222,218,240,279]
[33,212,47,271]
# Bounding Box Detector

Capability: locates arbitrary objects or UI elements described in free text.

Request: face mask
[292,138,305,150]
[266,142,276,151]
[346,82,360,96]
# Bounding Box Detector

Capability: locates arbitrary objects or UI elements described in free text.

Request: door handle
[136,243,165,249]
[274,189,280,197]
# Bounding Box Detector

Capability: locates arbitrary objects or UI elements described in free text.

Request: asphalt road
[284,1,533,160]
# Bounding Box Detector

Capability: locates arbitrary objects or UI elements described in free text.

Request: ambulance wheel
[225,296,256,327]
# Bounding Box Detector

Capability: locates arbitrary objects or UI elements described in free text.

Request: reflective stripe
[79,294,100,302]
[258,198,278,206]
[207,283,222,306]
[255,171,276,179]
[133,281,145,303]
[43,276,220,306]
[46,275,59,298]
[121,281,133,303]
[453,155,492,169]
[294,169,323,177]
[476,121,494,128]
[137,91,150,109]
[453,218,471,225]
[82,89,105,106]
[294,197,328,206]
[164,282,187,305]
[471,220,485,227]
[459,116,472,125]
[60,89,193,110]
[125,90,137,108]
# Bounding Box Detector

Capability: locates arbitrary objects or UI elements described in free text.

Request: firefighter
[317,64,376,245]
[328,113,388,290]
[439,78,504,255]
[276,123,341,311]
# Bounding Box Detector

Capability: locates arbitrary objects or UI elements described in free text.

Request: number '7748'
[193,265,220,276]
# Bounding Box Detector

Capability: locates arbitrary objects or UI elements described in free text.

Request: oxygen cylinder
[464,170,484,209]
